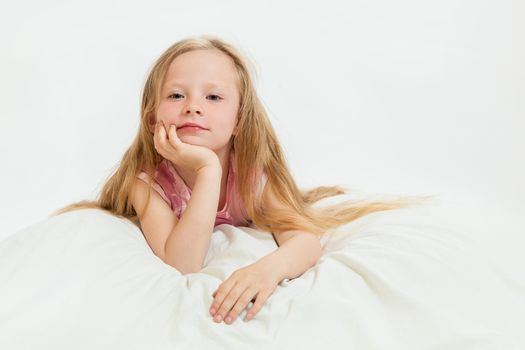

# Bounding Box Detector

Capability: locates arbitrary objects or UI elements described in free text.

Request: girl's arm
[140,121,223,275]
[164,165,222,274]
[132,164,222,275]
[257,183,323,281]
[257,230,322,281]
[208,184,323,325]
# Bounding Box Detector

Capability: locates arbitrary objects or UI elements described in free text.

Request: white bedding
[0,197,524,349]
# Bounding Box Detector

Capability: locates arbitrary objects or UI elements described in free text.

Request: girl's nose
[184,103,202,116]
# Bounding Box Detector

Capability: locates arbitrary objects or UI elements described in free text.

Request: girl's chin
[177,136,228,152]
[178,137,208,147]
[180,139,202,145]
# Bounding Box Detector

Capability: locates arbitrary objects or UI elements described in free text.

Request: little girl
[53,35,434,325]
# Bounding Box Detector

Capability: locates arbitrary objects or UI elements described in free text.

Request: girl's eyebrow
[167,81,225,89]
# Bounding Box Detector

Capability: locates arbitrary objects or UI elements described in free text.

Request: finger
[224,288,257,324]
[154,121,163,144]
[245,290,272,321]
[153,121,162,150]
[160,120,171,142]
[159,120,167,141]
[213,282,247,323]
[167,124,181,147]
[156,120,163,135]
[154,121,168,156]
[209,280,236,316]
[215,282,248,323]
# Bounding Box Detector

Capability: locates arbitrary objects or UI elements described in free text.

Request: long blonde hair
[51,35,437,238]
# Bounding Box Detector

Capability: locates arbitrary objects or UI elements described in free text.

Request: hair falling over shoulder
[51,34,438,238]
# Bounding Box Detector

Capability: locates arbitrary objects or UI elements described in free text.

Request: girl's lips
[177,122,207,130]
[177,126,208,132]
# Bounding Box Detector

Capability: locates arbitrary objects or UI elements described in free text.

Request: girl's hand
[209,260,281,324]
[154,120,220,174]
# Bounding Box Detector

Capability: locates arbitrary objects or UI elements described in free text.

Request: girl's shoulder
[136,165,156,183]
[137,159,176,183]
[135,160,190,212]
[135,163,172,206]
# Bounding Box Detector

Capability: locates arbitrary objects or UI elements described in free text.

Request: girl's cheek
[156,103,171,116]
[156,104,179,123]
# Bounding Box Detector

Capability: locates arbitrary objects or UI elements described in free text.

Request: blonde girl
[53,35,434,325]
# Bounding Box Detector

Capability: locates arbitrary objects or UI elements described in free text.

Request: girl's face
[155,49,240,154]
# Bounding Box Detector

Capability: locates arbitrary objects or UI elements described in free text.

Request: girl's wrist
[256,250,287,283]
[196,163,222,179]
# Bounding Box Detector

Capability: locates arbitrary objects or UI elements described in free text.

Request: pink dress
[136,150,267,227]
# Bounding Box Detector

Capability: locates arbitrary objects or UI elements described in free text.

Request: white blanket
[0,198,524,349]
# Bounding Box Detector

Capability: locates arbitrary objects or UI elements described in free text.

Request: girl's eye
[167,93,222,101]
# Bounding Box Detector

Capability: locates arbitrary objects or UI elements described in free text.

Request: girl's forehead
[163,51,239,91]
[167,50,235,77]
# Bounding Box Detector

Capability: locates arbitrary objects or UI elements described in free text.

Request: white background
[0,0,523,243]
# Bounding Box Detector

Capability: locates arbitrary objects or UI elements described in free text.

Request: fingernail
[214,314,222,322]
[210,308,216,315]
